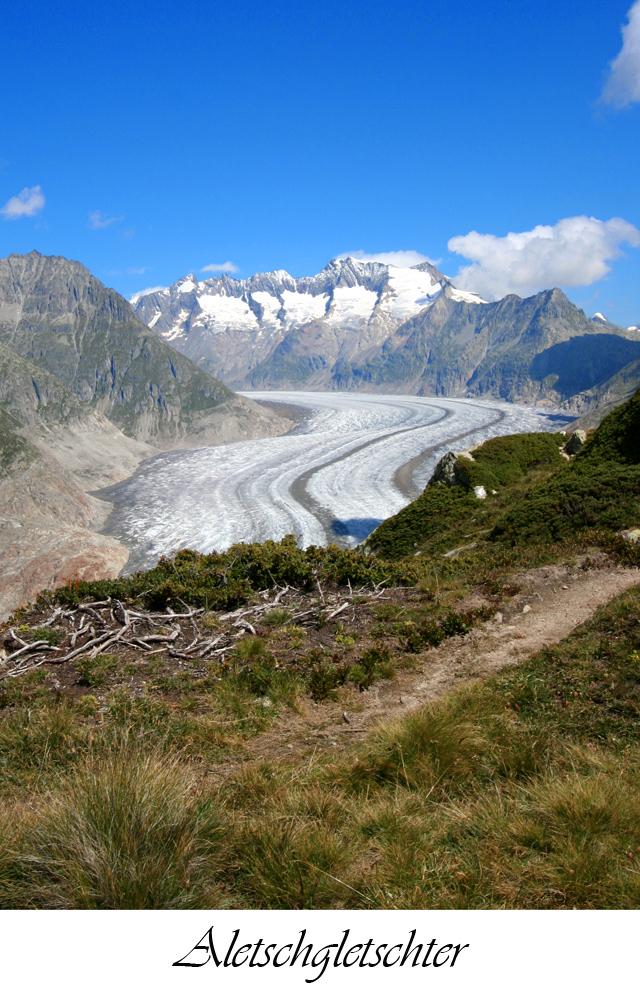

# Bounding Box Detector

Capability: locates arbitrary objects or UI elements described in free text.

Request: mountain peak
[0,250,241,444]
[171,274,199,295]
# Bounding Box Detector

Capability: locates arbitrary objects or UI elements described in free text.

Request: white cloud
[127,266,149,275]
[1,185,45,219]
[89,210,123,229]
[344,250,437,268]
[129,286,167,303]
[448,216,640,300]
[600,1,640,107]
[201,261,239,273]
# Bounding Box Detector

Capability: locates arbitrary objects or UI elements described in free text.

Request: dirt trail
[223,559,640,774]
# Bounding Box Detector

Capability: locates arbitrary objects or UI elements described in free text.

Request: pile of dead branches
[0,579,392,682]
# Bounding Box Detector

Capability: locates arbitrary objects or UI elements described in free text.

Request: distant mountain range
[131,257,640,412]
[592,311,639,331]
[132,258,482,387]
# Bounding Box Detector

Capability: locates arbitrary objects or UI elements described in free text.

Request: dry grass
[1,583,640,909]
[0,746,226,909]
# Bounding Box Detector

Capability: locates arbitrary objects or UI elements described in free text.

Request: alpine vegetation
[1,388,640,909]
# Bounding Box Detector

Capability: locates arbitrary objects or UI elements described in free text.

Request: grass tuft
[0,748,224,909]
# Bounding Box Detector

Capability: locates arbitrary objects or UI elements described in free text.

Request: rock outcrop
[565,429,587,455]
[429,450,476,487]
[429,451,471,487]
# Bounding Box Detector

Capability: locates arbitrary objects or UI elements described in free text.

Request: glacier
[98,391,568,573]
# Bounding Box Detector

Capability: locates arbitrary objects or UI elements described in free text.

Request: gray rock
[620,528,640,545]
[429,452,471,487]
[565,429,587,455]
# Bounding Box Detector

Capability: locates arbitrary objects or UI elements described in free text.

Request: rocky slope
[351,288,640,406]
[131,257,640,408]
[0,346,150,617]
[0,252,292,616]
[564,356,640,430]
[0,251,285,446]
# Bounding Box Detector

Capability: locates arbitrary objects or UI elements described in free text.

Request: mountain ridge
[131,256,484,388]
[0,250,292,615]
[131,258,640,410]
[0,250,288,446]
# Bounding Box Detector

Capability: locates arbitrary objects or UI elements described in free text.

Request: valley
[0,249,635,620]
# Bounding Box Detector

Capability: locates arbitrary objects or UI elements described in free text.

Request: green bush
[49,535,412,612]
[492,462,640,544]
[231,637,278,696]
[456,432,565,492]
[306,650,348,701]
[30,627,61,646]
[77,655,117,688]
[368,485,481,560]
[347,644,395,690]
[405,610,474,653]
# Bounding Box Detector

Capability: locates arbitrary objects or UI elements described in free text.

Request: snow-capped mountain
[131,257,484,387]
[131,256,640,408]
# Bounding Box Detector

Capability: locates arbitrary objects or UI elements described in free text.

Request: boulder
[620,528,640,546]
[429,451,471,487]
[565,429,587,455]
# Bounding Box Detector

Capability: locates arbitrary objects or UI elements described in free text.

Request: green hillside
[367,389,640,566]
[578,387,640,466]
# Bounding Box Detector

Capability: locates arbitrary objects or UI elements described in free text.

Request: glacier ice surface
[99,391,569,573]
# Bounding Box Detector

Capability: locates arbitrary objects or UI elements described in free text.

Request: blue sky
[1,0,639,324]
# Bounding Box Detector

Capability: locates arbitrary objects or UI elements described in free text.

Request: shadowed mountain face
[131,261,640,410]
[0,251,238,443]
[529,335,640,398]
[352,289,640,407]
